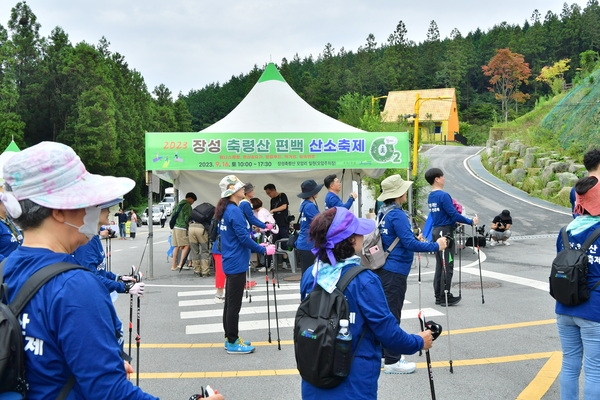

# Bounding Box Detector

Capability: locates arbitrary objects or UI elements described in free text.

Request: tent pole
[355,171,362,217]
[407,162,414,230]
[147,171,154,279]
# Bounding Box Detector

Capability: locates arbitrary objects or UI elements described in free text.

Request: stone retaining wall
[482,139,587,207]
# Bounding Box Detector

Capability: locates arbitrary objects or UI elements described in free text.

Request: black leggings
[433,225,455,298]
[223,271,246,343]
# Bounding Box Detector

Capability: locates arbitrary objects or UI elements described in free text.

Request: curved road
[423,145,572,236]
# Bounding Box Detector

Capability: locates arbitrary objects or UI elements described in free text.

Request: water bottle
[332,319,352,377]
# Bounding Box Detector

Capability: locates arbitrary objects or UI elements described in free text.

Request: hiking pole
[266,254,272,343]
[440,230,454,373]
[470,225,476,254]
[245,262,253,303]
[457,225,462,299]
[474,216,485,304]
[128,291,134,358]
[135,293,141,385]
[271,272,281,350]
[418,311,436,400]
[417,250,423,357]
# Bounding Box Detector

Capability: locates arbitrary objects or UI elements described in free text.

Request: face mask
[64,206,101,239]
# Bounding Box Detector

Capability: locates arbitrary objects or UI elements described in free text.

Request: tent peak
[258,63,286,83]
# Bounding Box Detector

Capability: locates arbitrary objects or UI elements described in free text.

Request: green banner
[145,132,409,171]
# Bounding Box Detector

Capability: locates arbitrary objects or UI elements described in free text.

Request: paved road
[105,145,572,399]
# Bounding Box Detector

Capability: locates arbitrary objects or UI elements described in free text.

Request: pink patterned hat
[3,141,135,210]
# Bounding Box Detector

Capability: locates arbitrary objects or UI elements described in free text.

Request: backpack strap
[376,208,400,253]
[581,227,600,253]
[336,265,369,292]
[8,262,86,316]
[3,261,85,399]
[335,265,370,363]
[560,226,570,251]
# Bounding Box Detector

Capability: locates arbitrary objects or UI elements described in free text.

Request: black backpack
[191,202,215,228]
[208,218,219,243]
[1,261,84,398]
[294,265,368,388]
[549,227,600,306]
[169,202,184,230]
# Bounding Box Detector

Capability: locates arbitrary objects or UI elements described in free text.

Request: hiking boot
[383,359,416,374]
[225,338,255,354]
[439,294,461,306]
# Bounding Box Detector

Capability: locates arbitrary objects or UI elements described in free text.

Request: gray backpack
[361,209,399,270]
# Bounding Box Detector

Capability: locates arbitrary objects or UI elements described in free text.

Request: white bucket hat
[2,142,135,216]
[219,175,245,198]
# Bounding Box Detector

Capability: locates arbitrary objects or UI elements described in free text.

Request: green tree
[71,85,119,172]
[0,23,25,149]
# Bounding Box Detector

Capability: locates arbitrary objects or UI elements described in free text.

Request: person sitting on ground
[570,148,600,218]
[324,173,357,210]
[299,207,433,399]
[489,209,513,246]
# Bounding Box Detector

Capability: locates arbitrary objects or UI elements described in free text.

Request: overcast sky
[0,0,589,96]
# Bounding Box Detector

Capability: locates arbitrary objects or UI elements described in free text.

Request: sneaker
[489,241,497,247]
[435,297,441,305]
[439,294,461,306]
[383,359,416,374]
[214,295,225,303]
[256,266,273,273]
[225,338,255,354]
[223,337,252,349]
[503,241,510,246]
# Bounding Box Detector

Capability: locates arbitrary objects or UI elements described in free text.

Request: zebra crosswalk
[178,282,444,336]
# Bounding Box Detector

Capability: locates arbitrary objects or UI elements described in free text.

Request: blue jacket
[239,199,266,229]
[300,262,424,399]
[296,200,320,251]
[325,191,354,210]
[72,235,125,293]
[380,206,440,275]
[220,203,266,274]
[0,217,22,257]
[2,246,158,399]
[427,190,473,228]
[555,216,600,323]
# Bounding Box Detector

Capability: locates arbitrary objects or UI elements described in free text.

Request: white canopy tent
[153,63,385,215]
[0,140,21,187]
[145,64,412,278]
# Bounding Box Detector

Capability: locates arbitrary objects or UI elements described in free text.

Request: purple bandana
[312,207,375,265]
